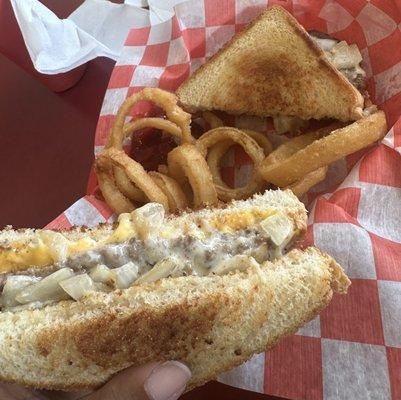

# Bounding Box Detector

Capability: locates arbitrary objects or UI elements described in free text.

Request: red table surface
[0,29,287,400]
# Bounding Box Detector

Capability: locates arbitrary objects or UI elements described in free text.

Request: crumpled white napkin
[10,0,187,74]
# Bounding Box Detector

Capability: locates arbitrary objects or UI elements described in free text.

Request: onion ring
[167,144,218,207]
[113,168,147,203]
[196,127,265,160]
[241,129,273,155]
[148,172,189,211]
[262,124,340,166]
[206,130,272,200]
[95,156,135,215]
[258,112,387,186]
[197,127,265,201]
[110,88,193,148]
[259,125,335,195]
[202,111,224,129]
[105,118,181,148]
[286,166,328,198]
[102,148,170,212]
[123,117,182,141]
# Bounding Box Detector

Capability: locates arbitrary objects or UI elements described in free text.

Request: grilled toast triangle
[177,6,363,122]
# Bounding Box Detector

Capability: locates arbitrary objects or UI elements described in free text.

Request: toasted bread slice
[0,247,349,390]
[176,6,363,121]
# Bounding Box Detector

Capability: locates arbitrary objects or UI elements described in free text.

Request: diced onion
[135,257,181,284]
[111,262,139,289]
[313,37,338,52]
[1,276,40,308]
[89,265,113,283]
[132,203,165,238]
[59,274,95,301]
[15,268,74,304]
[211,255,258,275]
[38,231,70,262]
[260,213,293,247]
[330,41,362,70]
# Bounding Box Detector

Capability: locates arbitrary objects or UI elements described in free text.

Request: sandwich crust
[0,247,349,390]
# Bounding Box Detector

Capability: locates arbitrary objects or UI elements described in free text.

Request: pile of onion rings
[95,88,387,214]
[107,88,192,205]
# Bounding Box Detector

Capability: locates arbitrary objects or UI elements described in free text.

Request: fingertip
[144,361,191,400]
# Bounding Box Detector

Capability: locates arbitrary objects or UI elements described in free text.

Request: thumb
[83,361,191,400]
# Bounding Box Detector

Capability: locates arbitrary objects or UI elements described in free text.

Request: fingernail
[144,361,191,400]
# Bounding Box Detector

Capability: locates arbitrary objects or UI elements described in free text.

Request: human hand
[0,361,191,400]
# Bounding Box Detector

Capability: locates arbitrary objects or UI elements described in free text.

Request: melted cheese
[105,213,136,244]
[0,242,53,273]
[68,237,98,254]
[0,208,277,273]
[0,212,138,273]
[210,209,274,232]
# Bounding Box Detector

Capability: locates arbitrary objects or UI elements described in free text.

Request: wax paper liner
[46,1,401,399]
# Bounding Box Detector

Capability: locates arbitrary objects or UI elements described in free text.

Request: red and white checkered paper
[46,1,401,399]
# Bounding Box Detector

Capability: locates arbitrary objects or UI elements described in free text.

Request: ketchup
[128,109,177,171]
[128,109,212,171]
[129,129,176,171]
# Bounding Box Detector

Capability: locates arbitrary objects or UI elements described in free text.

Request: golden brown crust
[5,274,269,390]
[58,298,220,369]
[187,248,345,390]
[278,8,363,119]
[177,6,363,121]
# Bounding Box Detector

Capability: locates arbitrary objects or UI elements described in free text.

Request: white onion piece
[1,276,40,308]
[89,265,113,283]
[313,37,338,51]
[331,41,362,69]
[111,262,139,289]
[211,255,258,275]
[142,238,169,265]
[135,257,181,284]
[132,203,165,237]
[15,268,74,304]
[363,105,378,116]
[59,274,95,301]
[249,243,270,264]
[38,231,70,262]
[260,213,293,247]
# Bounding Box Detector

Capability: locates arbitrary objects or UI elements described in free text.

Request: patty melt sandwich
[0,190,350,390]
